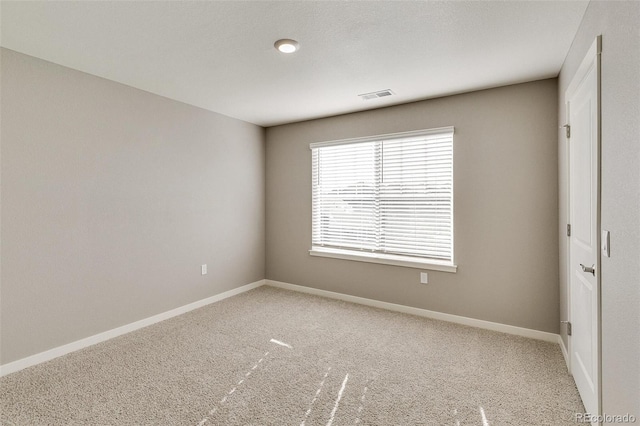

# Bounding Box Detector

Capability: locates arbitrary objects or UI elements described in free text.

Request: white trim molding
[558,334,570,372]
[1,278,563,377]
[565,35,602,100]
[309,126,455,149]
[266,279,559,343]
[0,279,265,377]
[309,247,457,272]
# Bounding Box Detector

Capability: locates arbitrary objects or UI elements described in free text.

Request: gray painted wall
[0,49,265,364]
[557,1,640,416]
[266,79,560,333]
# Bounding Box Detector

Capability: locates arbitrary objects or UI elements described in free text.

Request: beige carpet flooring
[0,286,584,425]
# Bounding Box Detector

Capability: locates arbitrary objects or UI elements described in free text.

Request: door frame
[564,35,602,418]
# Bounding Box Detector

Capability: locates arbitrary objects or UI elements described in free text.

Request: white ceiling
[1,1,589,127]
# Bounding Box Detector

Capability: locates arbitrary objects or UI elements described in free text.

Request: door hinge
[561,321,572,336]
[567,224,571,237]
[563,124,571,139]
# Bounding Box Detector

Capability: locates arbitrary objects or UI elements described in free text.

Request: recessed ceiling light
[274,39,299,54]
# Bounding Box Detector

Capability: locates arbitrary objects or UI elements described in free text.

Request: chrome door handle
[580,264,595,276]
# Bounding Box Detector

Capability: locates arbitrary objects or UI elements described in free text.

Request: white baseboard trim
[2,278,563,377]
[0,279,265,377]
[558,334,570,371]
[266,280,560,343]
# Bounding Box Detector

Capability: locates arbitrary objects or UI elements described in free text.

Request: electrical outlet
[201,264,207,275]
[420,272,428,284]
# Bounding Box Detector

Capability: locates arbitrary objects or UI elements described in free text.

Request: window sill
[309,247,457,273]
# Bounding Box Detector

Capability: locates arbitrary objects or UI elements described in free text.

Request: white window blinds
[311,127,454,263]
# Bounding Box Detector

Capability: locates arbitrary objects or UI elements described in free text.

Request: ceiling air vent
[358,89,394,100]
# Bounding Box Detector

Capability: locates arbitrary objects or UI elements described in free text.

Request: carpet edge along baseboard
[265,280,560,343]
[1,278,561,377]
[0,279,266,377]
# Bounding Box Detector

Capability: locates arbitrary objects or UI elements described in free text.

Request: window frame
[309,127,457,273]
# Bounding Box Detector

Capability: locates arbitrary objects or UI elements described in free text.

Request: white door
[567,36,601,419]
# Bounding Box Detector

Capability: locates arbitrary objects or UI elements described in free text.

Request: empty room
[1,1,638,425]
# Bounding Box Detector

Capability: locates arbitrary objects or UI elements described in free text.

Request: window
[310,127,456,272]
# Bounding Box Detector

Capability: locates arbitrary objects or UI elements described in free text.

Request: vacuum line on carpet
[270,338,293,349]
[480,406,490,426]
[196,350,271,426]
[300,367,332,426]
[453,408,460,426]
[354,385,368,424]
[327,373,349,426]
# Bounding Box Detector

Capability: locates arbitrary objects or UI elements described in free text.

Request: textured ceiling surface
[1,1,589,126]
